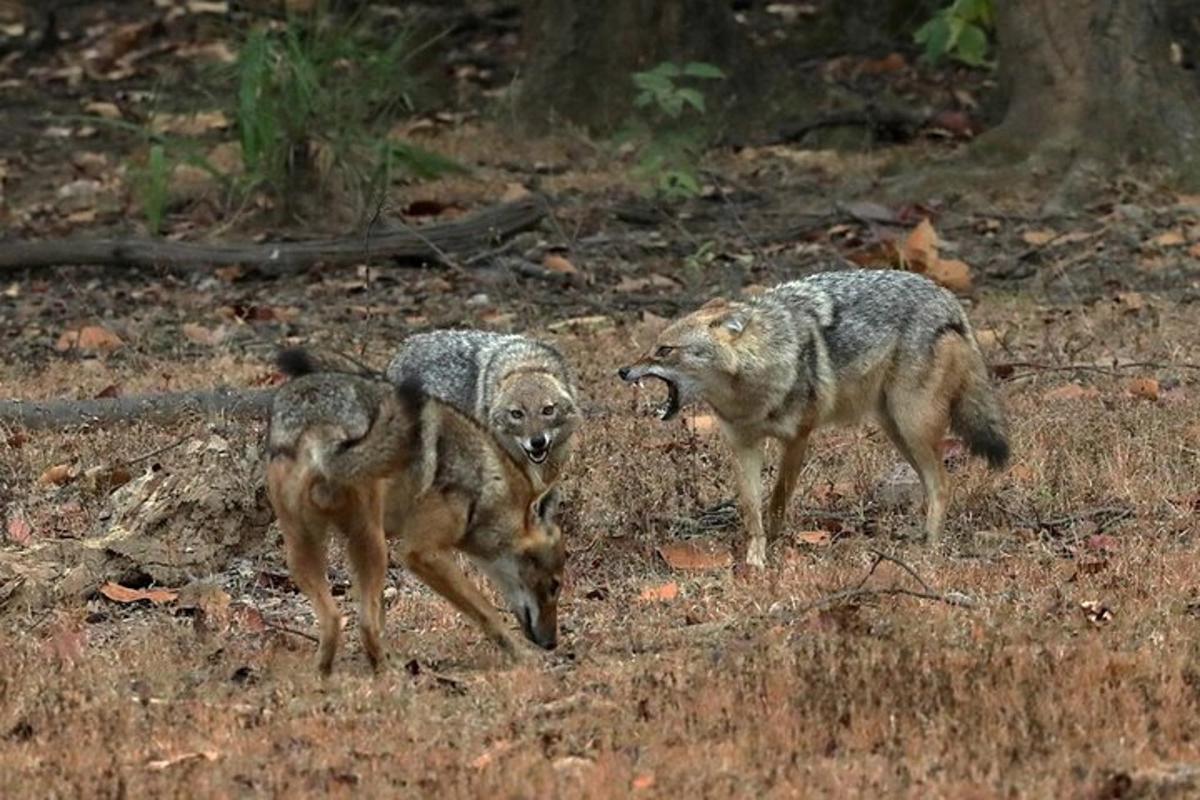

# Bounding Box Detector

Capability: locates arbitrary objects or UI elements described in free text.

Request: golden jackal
[266,349,565,675]
[619,270,1008,567]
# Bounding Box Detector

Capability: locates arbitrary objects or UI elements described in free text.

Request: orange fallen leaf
[471,740,513,770]
[1115,291,1147,312]
[632,774,657,791]
[1151,229,1186,247]
[500,182,531,202]
[38,463,77,486]
[181,323,226,346]
[1127,377,1159,401]
[1008,464,1036,482]
[901,218,939,270]
[926,258,972,293]
[638,582,679,602]
[6,513,32,546]
[1043,383,1100,402]
[56,324,124,353]
[1021,229,1057,246]
[542,254,578,275]
[794,530,832,546]
[656,541,732,571]
[99,582,179,605]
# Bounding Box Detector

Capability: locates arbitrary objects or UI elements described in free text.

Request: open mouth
[523,445,550,464]
[639,375,681,421]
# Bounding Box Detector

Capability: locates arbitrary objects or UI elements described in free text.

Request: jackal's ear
[529,485,561,525]
[709,306,750,336]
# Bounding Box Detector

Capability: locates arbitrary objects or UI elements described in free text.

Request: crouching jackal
[266,349,565,675]
[618,270,1008,567]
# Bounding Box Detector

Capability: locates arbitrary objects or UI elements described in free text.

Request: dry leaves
[1021,229,1057,246]
[55,324,124,353]
[638,582,680,602]
[1127,377,1160,401]
[38,462,78,486]
[147,751,219,771]
[99,582,179,605]
[849,218,972,293]
[1043,383,1101,402]
[794,530,832,546]
[1080,599,1114,626]
[656,540,733,571]
[542,253,579,276]
[181,322,227,346]
[5,513,32,546]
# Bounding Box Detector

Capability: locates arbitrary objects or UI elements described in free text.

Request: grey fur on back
[385,330,575,419]
[765,269,971,376]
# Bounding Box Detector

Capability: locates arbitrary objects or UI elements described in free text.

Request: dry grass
[2,287,1200,798]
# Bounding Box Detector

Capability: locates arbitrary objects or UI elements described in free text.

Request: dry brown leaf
[1044,383,1100,402]
[1021,229,1057,246]
[1151,229,1186,248]
[84,100,121,120]
[926,258,972,293]
[56,324,124,353]
[794,530,832,546]
[146,750,219,771]
[500,182,530,202]
[684,414,717,435]
[99,582,179,605]
[38,463,77,486]
[1127,377,1160,402]
[542,254,578,275]
[6,513,32,546]
[656,541,732,571]
[81,464,133,494]
[149,110,230,137]
[1115,291,1147,312]
[632,774,657,791]
[181,323,226,346]
[471,740,513,770]
[1008,464,1036,483]
[901,218,939,270]
[638,582,679,602]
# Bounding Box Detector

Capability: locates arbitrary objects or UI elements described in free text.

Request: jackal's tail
[276,348,382,380]
[950,334,1009,469]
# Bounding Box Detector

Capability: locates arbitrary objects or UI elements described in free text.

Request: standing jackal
[266,349,565,675]
[386,330,579,489]
[618,270,1008,567]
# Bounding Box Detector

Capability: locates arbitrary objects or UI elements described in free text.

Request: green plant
[130,144,170,235]
[232,13,464,218]
[915,0,995,67]
[621,61,725,201]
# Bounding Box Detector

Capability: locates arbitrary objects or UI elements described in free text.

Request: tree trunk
[517,0,752,134]
[977,0,1200,190]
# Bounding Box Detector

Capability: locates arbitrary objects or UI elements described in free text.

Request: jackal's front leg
[727,437,767,568]
[766,431,811,540]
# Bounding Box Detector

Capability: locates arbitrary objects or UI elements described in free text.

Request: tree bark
[517,0,752,134]
[977,0,1200,190]
[0,198,545,274]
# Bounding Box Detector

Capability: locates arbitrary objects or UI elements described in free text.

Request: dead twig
[263,619,319,643]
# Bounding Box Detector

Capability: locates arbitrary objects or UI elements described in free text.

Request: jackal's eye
[541,404,555,417]
[654,345,675,358]
[509,408,525,421]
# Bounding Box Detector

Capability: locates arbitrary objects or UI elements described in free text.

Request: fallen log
[0,387,274,430]
[0,197,546,274]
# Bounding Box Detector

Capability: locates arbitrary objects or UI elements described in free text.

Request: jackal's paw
[745,537,767,568]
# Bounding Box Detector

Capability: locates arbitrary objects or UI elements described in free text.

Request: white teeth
[635,379,644,390]
[657,405,669,420]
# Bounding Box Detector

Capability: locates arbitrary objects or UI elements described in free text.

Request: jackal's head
[489,373,578,466]
[480,486,566,650]
[617,297,749,420]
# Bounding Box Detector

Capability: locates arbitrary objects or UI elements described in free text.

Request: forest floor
[2,2,1200,798]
